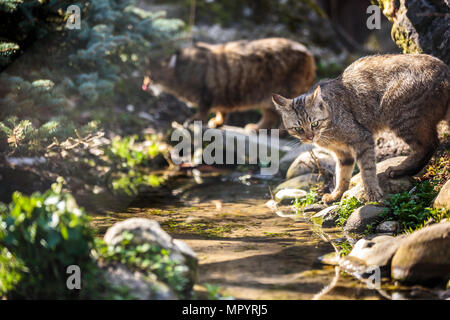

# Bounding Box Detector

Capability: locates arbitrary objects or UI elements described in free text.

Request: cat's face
[272,86,330,144]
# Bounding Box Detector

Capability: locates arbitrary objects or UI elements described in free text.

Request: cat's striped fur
[149,38,316,129]
[273,54,449,203]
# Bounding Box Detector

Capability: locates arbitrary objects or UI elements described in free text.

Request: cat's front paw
[322,192,341,204]
[366,187,384,202]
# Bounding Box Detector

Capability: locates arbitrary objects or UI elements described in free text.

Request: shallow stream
[91,170,432,300]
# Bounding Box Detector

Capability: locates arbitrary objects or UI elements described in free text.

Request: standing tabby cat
[273,54,449,203]
[148,38,315,129]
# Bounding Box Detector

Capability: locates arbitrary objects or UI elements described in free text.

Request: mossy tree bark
[372,0,449,64]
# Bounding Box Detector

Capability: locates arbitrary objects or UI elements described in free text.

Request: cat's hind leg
[244,107,279,131]
[386,123,439,178]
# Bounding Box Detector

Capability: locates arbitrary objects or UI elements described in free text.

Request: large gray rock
[104,218,198,291]
[433,179,450,209]
[391,222,450,285]
[344,157,414,202]
[343,205,385,234]
[286,148,335,179]
[350,156,408,188]
[274,173,323,193]
[374,0,450,65]
[279,144,314,175]
[103,263,177,300]
[339,235,407,276]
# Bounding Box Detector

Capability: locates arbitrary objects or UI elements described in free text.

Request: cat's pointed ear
[272,94,292,111]
[312,85,321,101]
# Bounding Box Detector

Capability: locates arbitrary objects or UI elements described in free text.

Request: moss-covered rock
[372,0,450,64]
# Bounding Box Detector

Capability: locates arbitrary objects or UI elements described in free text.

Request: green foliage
[381,181,450,232]
[335,240,352,257]
[105,135,165,195]
[158,0,325,29]
[0,181,190,299]
[335,197,364,227]
[0,0,185,157]
[96,231,189,297]
[107,135,160,168]
[0,178,101,299]
[292,189,318,211]
[203,283,233,300]
[0,116,98,156]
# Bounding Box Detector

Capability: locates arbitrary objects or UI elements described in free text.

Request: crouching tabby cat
[148,38,315,130]
[273,54,449,203]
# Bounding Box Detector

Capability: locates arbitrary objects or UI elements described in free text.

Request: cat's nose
[306,134,314,141]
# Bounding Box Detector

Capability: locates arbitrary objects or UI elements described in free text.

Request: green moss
[263,232,292,238]
[163,218,242,238]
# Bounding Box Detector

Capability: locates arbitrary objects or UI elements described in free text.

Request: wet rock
[265,199,279,211]
[339,235,407,275]
[103,263,177,300]
[286,148,335,179]
[376,220,400,234]
[274,188,307,205]
[343,205,385,234]
[310,205,339,227]
[104,218,198,290]
[303,203,327,214]
[433,179,450,209]
[391,222,450,285]
[274,173,323,193]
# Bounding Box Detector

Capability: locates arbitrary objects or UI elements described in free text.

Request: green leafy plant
[335,197,364,227]
[105,135,165,195]
[203,283,233,300]
[96,231,189,297]
[335,240,352,257]
[381,181,449,232]
[292,188,318,211]
[0,178,102,299]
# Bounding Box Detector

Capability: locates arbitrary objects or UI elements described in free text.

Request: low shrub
[0,179,101,299]
[381,181,449,232]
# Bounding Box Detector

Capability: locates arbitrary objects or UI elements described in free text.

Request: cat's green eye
[311,121,319,128]
[294,127,304,134]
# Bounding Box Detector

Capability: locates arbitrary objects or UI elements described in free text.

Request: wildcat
[147,38,315,130]
[273,54,449,203]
